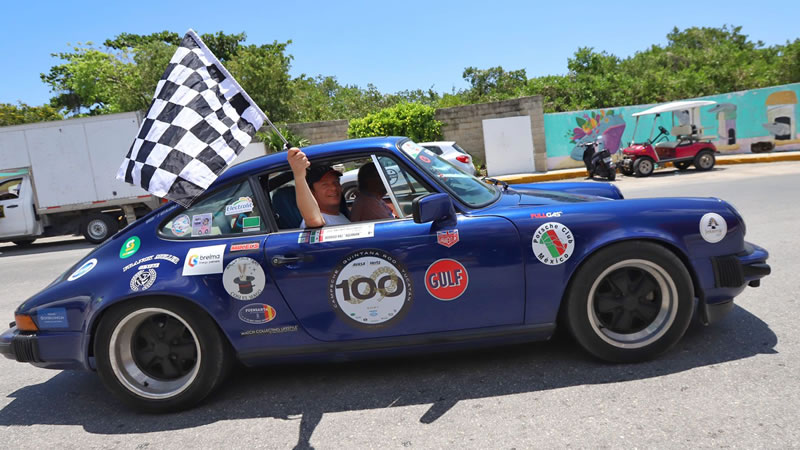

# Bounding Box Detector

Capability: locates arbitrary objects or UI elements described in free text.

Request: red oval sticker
[425,259,469,301]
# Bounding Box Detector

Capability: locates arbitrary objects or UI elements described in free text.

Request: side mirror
[412,193,456,228]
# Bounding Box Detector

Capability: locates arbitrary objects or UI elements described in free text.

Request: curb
[495,152,800,184]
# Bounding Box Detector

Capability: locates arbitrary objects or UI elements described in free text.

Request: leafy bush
[348,102,442,142]
[254,126,310,152]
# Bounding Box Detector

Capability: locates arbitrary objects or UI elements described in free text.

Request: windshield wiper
[482,176,509,191]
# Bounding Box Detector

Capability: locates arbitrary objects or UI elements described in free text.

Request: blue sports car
[0,137,771,412]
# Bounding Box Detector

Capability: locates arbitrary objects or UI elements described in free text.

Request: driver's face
[311,172,342,212]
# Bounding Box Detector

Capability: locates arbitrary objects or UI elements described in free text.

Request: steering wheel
[658,125,669,135]
[385,168,399,185]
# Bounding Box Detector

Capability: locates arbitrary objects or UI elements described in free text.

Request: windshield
[399,140,498,207]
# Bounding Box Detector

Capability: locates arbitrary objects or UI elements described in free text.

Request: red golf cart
[621,100,719,177]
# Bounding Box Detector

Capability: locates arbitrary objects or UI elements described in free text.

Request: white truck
[0,112,160,246]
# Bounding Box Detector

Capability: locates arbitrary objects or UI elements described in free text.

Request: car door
[265,153,525,342]
[0,175,35,238]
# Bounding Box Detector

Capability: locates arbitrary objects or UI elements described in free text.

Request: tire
[82,213,118,244]
[606,167,616,181]
[621,166,634,176]
[694,150,715,171]
[12,239,36,247]
[674,161,692,171]
[94,298,233,412]
[564,241,694,362]
[633,157,654,177]
[343,184,359,203]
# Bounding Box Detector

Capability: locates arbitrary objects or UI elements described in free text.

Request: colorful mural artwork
[543,82,800,170]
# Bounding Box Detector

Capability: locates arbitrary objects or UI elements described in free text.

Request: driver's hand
[287,147,309,178]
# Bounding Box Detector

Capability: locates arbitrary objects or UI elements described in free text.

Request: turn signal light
[456,155,471,164]
[14,314,38,331]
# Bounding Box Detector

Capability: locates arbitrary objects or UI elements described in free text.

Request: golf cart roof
[632,100,717,117]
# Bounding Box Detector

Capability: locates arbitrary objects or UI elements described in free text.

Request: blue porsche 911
[0,137,770,412]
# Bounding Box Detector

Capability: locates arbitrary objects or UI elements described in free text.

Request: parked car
[1,137,770,412]
[417,141,476,175]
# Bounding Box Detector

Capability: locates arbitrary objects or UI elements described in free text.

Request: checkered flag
[116,30,268,208]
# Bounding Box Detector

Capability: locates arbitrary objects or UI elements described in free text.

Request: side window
[423,146,443,155]
[161,180,265,238]
[376,156,432,217]
[0,178,22,201]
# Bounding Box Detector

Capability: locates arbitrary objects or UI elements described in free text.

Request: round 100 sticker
[532,222,574,266]
[328,249,413,329]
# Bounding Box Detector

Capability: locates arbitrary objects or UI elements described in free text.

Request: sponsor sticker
[37,307,69,329]
[191,213,213,236]
[230,242,260,252]
[68,258,97,281]
[238,303,276,324]
[182,245,225,275]
[425,259,469,301]
[530,211,563,219]
[242,216,261,232]
[225,197,254,216]
[532,222,574,266]
[418,154,432,164]
[222,257,266,300]
[119,236,140,259]
[700,212,727,243]
[298,223,375,244]
[130,268,157,292]
[240,325,298,336]
[123,254,180,272]
[328,249,413,328]
[400,141,424,158]
[436,229,459,248]
[172,214,191,237]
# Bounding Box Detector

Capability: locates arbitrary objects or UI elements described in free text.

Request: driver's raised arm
[287,148,325,228]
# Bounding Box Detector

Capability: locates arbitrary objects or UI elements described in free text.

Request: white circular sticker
[172,214,191,237]
[68,258,97,281]
[223,257,265,301]
[130,268,156,291]
[328,249,413,329]
[532,222,574,266]
[700,212,727,243]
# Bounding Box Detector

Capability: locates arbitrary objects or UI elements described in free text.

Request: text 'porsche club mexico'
[1,137,771,412]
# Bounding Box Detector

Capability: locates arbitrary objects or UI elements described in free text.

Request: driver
[287,148,349,228]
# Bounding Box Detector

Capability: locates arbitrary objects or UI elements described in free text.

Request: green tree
[348,102,442,142]
[0,102,63,126]
[226,41,293,122]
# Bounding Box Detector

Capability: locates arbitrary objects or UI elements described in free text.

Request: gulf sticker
[238,304,276,324]
[425,259,469,301]
[328,249,413,329]
[532,222,574,266]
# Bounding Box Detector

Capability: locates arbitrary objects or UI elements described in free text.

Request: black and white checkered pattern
[116,30,266,208]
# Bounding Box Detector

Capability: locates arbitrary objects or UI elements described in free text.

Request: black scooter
[579,136,616,181]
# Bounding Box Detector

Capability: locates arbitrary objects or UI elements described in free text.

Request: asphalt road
[1,162,798,449]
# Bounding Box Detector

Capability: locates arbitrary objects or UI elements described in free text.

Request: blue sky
[2,0,799,107]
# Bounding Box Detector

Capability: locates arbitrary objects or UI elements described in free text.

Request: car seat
[271,186,303,229]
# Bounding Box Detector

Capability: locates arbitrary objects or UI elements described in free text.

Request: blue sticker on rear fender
[37,308,69,329]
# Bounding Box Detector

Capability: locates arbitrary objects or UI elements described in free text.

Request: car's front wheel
[565,241,694,362]
[94,298,232,412]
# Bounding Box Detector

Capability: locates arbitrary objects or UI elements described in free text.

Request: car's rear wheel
[674,161,692,171]
[694,150,716,171]
[633,157,654,177]
[95,298,232,412]
[565,241,694,362]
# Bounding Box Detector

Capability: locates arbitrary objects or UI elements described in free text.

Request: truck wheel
[633,157,654,177]
[12,239,37,247]
[83,213,118,244]
[694,150,715,171]
[674,161,692,171]
[94,298,233,412]
[564,241,694,362]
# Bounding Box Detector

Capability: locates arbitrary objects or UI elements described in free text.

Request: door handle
[6,205,18,208]
[271,254,305,266]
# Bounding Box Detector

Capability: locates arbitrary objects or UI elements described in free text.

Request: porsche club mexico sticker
[238,303,276,324]
[532,222,574,266]
[130,268,157,292]
[328,249,413,329]
[425,259,469,301]
[222,257,266,301]
[699,212,727,243]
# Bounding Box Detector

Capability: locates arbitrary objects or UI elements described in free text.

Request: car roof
[214,136,407,186]
[417,141,456,146]
[632,100,717,117]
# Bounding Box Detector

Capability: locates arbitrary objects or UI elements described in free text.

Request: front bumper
[0,326,87,370]
[701,241,770,325]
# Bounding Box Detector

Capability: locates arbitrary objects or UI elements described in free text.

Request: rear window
[452,144,469,155]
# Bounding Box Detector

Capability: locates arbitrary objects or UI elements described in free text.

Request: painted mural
[543,82,800,170]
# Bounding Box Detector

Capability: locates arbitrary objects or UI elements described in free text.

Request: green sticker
[242,216,261,229]
[120,236,140,259]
